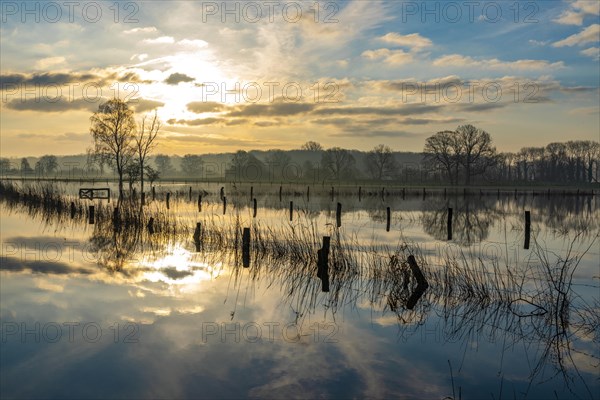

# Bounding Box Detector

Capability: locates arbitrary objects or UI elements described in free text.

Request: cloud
[580,47,600,60]
[124,27,158,34]
[176,39,208,49]
[529,39,549,46]
[378,32,432,51]
[164,73,195,85]
[0,256,91,275]
[331,129,417,138]
[361,48,413,65]
[143,36,175,44]
[554,1,599,25]
[0,72,96,88]
[433,54,565,70]
[128,98,165,113]
[313,104,441,116]
[35,56,66,70]
[186,101,225,113]
[553,24,600,47]
[167,118,224,126]
[227,103,315,117]
[5,97,104,112]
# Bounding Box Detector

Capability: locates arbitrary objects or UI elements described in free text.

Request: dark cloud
[128,98,165,113]
[186,101,225,113]
[164,73,195,85]
[0,256,92,275]
[331,129,417,138]
[162,267,194,280]
[227,103,315,117]
[0,71,151,90]
[4,97,104,112]
[254,121,279,127]
[313,104,441,116]
[456,103,508,112]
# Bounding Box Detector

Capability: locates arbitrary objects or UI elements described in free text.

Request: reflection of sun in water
[137,243,221,287]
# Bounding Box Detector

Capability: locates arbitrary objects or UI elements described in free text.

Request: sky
[1,0,599,156]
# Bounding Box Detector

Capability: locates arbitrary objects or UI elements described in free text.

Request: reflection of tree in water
[421,197,503,246]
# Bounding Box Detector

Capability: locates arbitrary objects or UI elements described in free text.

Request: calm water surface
[1,182,598,399]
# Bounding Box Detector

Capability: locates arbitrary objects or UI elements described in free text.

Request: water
[1,181,599,399]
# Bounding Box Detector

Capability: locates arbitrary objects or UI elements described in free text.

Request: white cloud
[529,39,549,46]
[553,24,600,47]
[35,56,66,70]
[554,0,600,25]
[130,53,149,61]
[142,36,175,44]
[362,48,413,65]
[176,39,208,49]
[580,46,600,60]
[378,32,432,51]
[124,27,158,34]
[433,54,565,70]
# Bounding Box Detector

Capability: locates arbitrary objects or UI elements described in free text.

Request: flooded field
[1,181,599,399]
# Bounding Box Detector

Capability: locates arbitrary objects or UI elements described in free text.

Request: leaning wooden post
[447,208,453,241]
[220,186,225,200]
[223,196,227,215]
[289,201,293,221]
[386,207,391,232]
[253,198,257,218]
[242,227,250,268]
[336,202,342,227]
[406,255,429,310]
[198,194,202,212]
[524,211,531,250]
[166,192,170,209]
[88,205,95,224]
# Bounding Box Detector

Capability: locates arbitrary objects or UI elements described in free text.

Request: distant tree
[365,144,397,180]
[89,98,136,199]
[35,155,58,175]
[321,147,356,181]
[455,125,497,185]
[0,158,12,174]
[423,131,460,185]
[145,165,160,186]
[227,150,265,180]
[135,111,160,195]
[20,158,33,174]
[181,154,204,176]
[154,154,173,176]
[124,160,140,193]
[265,150,291,180]
[301,141,323,151]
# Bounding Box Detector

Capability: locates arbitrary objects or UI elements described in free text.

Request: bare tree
[321,147,355,181]
[423,131,460,184]
[365,144,397,180]
[135,111,160,195]
[90,98,136,199]
[301,141,323,151]
[455,125,497,185]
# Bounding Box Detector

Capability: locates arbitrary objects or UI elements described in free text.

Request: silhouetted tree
[181,154,204,176]
[321,147,356,181]
[135,111,160,194]
[365,144,397,180]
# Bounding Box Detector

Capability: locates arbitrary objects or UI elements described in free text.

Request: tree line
[1,99,598,186]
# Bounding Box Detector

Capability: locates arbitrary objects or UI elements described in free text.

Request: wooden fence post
[524,211,531,249]
[386,207,391,232]
[242,227,250,268]
[447,208,453,240]
[336,202,342,227]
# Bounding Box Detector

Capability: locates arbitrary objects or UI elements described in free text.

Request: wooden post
[422,187,426,199]
[242,227,250,268]
[70,202,76,219]
[386,207,391,232]
[514,188,517,199]
[198,194,202,212]
[331,186,334,201]
[336,202,342,227]
[447,208,453,241]
[524,211,531,250]
[147,217,155,234]
[497,189,500,198]
[358,186,362,202]
[381,187,385,200]
[279,186,282,202]
[193,222,202,251]
[220,187,225,200]
[253,198,257,218]
[166,192,170,209]
[307,186,310,202]
[223,196,227,215]
[406,255,428,310]
[189,186,192,202]
[152,186,156,201]
[317,236,330,292]
[289,201,293,221]
[141,192,145,206]
[88,205,95,224]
